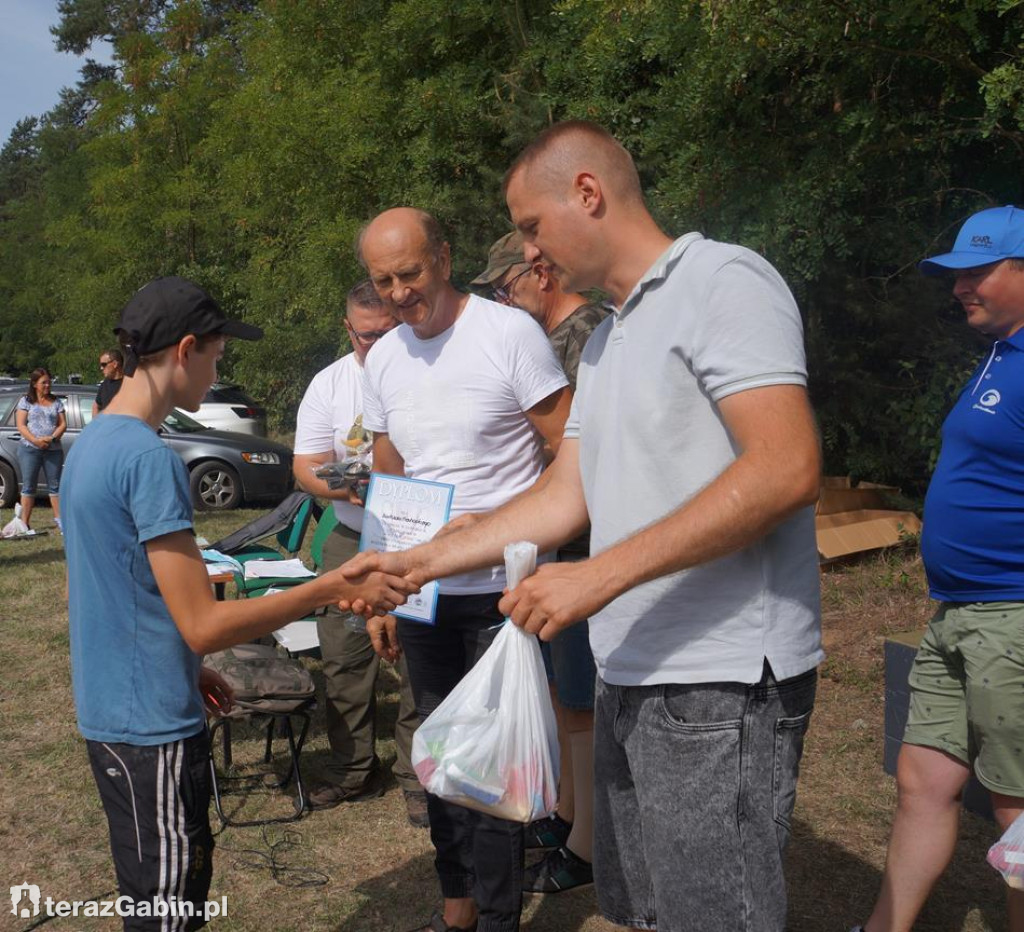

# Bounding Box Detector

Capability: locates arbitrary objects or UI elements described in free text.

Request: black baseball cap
[115,276,263,375]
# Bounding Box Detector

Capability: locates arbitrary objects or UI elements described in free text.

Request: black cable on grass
[17,828,327,931]
[217,825,330,888]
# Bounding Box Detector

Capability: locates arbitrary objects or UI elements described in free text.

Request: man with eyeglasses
[473,231,608,393]
[292,279,427,825]
[471,231,608,895]
[91,348,124,416]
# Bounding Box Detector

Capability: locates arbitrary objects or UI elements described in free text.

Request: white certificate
[358,473,454,624]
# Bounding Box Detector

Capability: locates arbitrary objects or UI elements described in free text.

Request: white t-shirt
[565,233,824,686]
[363,295,569,594]
[294,352,367,531]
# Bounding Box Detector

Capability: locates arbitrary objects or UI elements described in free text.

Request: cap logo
[971,235,994,248]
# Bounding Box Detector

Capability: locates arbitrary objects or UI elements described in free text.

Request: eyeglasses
[345,321,394,345]
[99,359,113,368]
[491,264,533,305]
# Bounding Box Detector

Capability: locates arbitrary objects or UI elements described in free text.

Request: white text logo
[8,884,227,922]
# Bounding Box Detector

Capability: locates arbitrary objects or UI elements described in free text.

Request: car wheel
[189,461,242,511]
[0,459,16,508]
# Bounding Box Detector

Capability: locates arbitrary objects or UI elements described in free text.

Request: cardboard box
[816,509,922,561]
[816,476,899,516]
[815,477,921,560]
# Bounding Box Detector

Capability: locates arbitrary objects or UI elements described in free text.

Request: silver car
[0,384,292,510]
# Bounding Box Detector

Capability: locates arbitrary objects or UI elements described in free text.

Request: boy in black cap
[61,277,417,930]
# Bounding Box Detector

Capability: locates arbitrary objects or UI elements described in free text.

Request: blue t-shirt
[63,414,202,744]
[922,332,1024,601]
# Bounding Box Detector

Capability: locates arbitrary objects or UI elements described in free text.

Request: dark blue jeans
[17,443,63,495]
[398,593,525,932]
[593,663,817,932]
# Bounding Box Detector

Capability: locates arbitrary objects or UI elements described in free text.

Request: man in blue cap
[856,206,1024,931]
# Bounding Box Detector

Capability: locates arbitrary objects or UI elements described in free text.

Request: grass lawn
[0,506,1008,931]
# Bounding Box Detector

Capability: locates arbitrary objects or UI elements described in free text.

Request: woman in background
[15,367,66,531]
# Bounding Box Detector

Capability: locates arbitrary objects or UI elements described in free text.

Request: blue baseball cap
[920,205,1024,276]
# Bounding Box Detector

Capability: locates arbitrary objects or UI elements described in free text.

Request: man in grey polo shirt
[347,121,824,932]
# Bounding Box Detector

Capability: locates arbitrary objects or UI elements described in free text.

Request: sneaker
[54,517,63,535]
[524,812,572,849]
[403,788,430,829]
[523,845,593,893]
[306,773,384,810]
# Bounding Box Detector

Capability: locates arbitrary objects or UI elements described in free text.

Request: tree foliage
[3,0,1024,492]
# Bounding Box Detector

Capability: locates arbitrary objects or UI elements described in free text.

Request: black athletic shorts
[87,730,214,931]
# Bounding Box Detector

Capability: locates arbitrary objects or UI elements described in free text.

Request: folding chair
[307,506,340,572]
[251,508,343,657]
[210,492,323,598]
[205,643,316,827]
[210,490,321,565]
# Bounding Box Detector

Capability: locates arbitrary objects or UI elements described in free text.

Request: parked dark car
[0,384,293,511]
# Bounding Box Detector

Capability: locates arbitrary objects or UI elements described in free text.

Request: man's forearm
[295,470,359,503]
[588,439,818,600]
[413,473,588,583]
[294,452,364,503]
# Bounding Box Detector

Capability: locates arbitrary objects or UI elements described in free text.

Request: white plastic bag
[411,541,560,822]
[1,503,31,538]
[988,811,1024,888]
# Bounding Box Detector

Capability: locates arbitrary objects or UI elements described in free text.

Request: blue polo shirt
[922,332,1024,600]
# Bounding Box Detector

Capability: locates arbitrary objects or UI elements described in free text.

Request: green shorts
[904,600,1024,796]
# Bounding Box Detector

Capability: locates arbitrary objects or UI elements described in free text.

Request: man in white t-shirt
[348,124,824,932]
[292,280,427,826]
[357,207,571,932]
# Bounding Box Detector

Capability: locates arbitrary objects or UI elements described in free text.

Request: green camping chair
[235,506,341,600]
[216,492,321,567]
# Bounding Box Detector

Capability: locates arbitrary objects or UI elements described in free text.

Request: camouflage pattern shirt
[547,302,610,393]
[548,301,610,556]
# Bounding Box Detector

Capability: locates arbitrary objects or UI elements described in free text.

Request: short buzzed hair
[347,278,385,310]
[354,208,448,267]
[503,120,644,206]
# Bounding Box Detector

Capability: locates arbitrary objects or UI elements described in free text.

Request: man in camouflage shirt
[473,230,608,392]
[471,231,608,893]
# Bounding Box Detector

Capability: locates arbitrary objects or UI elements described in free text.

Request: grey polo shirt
[564,233,824,686]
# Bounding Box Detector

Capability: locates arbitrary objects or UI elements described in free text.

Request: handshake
[326,541,611,664]
[324,548,425,663]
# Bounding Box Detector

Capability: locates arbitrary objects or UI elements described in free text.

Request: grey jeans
[593,664,817,932]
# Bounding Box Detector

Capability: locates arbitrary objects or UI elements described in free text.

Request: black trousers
[87,730,214,931]
[398,593,525,932]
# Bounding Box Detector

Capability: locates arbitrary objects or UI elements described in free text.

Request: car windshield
[163,408,209,433]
